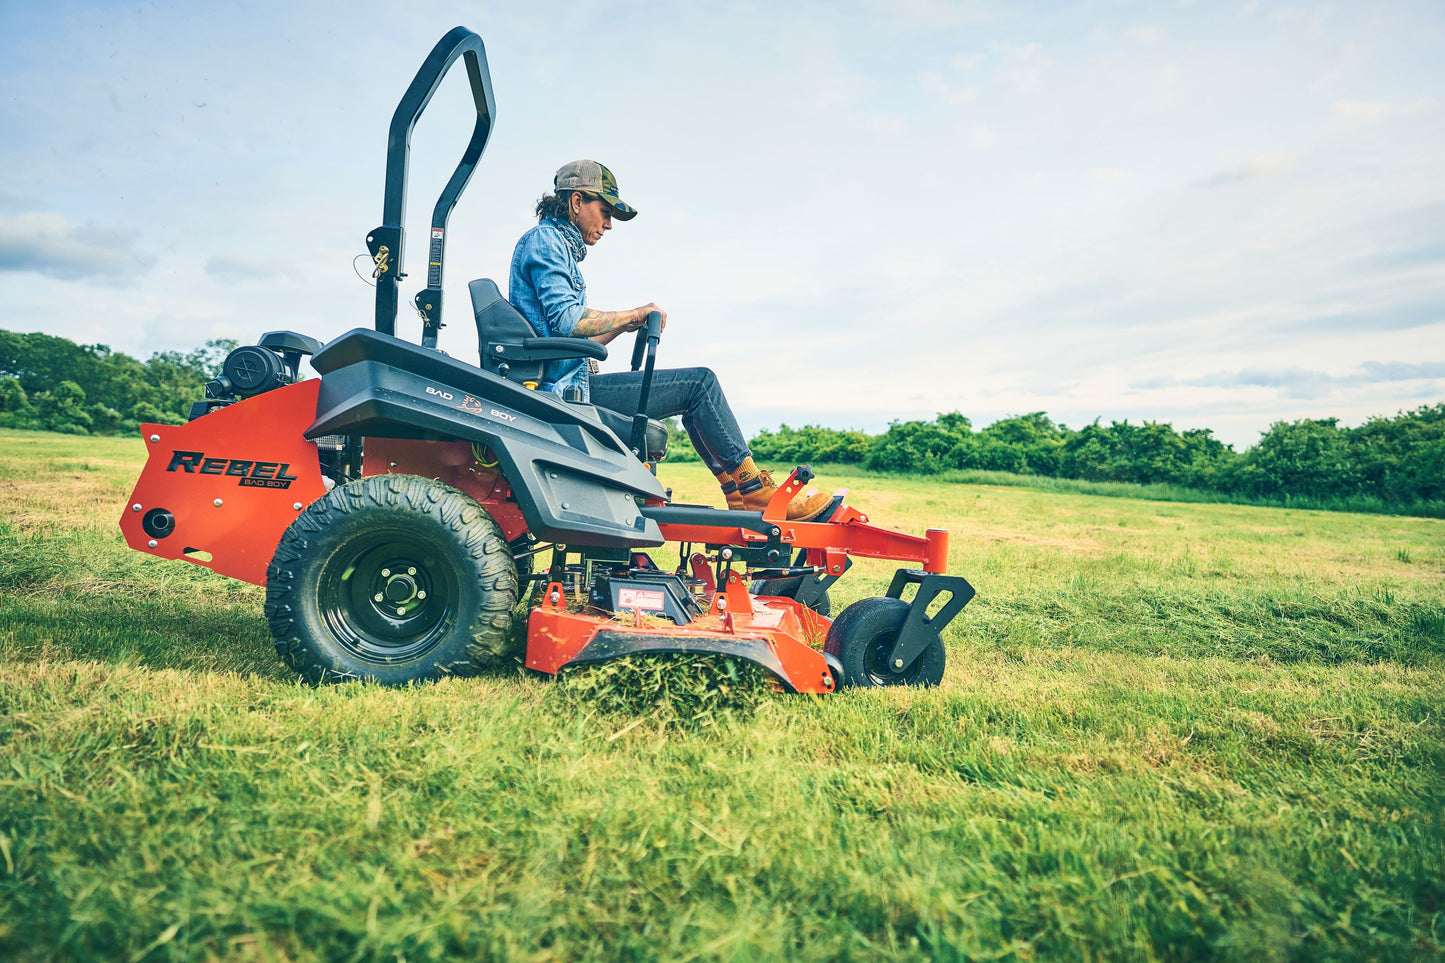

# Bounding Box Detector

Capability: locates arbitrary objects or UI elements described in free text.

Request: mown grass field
[1,428,1442,961]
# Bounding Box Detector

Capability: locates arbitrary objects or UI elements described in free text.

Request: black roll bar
[366,26,496,348]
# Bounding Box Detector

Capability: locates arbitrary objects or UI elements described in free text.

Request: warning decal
[616,588,666,610]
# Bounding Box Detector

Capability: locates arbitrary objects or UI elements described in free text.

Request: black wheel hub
[382,570,419,604]
[318,531,460,663]
[863,636,922,687]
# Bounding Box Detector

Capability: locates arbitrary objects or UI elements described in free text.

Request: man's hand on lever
[580,303,668,344]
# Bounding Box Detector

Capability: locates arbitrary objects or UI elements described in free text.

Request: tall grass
[1,429,1442,961]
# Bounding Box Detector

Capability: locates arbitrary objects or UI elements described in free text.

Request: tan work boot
[732,458,832,521]
[716,471,745,511]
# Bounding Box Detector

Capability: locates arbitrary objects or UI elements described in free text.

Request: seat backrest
[469,278,543,384]
[467,278,666,459]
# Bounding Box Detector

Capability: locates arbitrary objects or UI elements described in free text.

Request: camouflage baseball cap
[554,160,638,221]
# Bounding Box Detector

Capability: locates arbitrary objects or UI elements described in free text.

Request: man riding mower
[508,158,833,522]
[117,26,975,695]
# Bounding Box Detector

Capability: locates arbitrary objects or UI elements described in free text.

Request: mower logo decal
[455,396,516,423]
[425,386,454,401]
[616,588,666,611]
[166,450,299,489]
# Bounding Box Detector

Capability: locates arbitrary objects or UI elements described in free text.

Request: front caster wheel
[264,474,518,685]
[824,597,945,688]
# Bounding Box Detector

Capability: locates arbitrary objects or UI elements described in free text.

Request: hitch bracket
[884,569,975,670]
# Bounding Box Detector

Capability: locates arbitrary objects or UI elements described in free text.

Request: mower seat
[470,278,605,385]
[469,278,668,461]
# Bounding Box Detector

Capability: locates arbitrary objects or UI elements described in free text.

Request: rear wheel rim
[317,527,462,663]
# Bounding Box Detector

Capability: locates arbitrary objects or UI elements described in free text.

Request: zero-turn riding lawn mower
[118,27,975,694]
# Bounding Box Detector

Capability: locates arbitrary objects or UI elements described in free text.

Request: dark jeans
[590,367,748,474]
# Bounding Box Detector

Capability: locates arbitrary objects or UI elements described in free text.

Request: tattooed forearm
[572,308,638,337]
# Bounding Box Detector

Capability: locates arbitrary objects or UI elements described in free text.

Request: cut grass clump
[554,652,777,730]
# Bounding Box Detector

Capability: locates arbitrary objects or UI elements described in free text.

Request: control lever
[628,312,664,458]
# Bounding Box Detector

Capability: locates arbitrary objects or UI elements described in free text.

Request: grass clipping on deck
[555,652,777,730]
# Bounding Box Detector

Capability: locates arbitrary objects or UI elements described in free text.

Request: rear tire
[824,597,945,688]
[265,474,518,685]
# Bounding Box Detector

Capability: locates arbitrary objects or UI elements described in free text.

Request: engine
[190,331,324,420]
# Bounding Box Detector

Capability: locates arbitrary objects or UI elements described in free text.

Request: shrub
[662,417,700,462]
[864,417,971,474]
[1232,418,1360,499]
[750,423,870,465]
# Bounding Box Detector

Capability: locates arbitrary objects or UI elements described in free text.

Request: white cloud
[1270,4,1330,37]
[1124,25,1166,44]
[959,124,1001,150]
[205,255,295,284]
[921,70,978,105]
[993,42,1051,92]
[0,211,152,282]
[1193,150,1298,188]
[1156,360,1445,400]
[1330,97,1429,123]
[861,112,908,134]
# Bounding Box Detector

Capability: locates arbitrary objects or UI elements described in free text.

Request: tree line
[4,328,1440,515]
[674,407,1445,515]
[0,329,234,436]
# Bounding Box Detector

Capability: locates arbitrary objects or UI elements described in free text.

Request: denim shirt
[508,218,590,399]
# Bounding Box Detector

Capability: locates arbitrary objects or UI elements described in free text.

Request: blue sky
[2,0,1442,448]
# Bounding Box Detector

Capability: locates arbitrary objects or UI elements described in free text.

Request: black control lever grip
[629,328,646,371]
[630,311,664,371]
[628,312,665,457]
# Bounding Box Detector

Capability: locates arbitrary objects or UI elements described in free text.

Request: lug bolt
[407,567,416,576]
[417,590,427,600]
[149,434,159,443]
[894,658,904,669]
[213,498,223,507]
[132,503,142,512]
[293,502,303,511]
[147,539,158,548]
[374,593,384,602]
[396,607,406,616]
[381,568,390,577]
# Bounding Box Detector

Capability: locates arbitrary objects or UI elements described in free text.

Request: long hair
[534,191,576,223]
